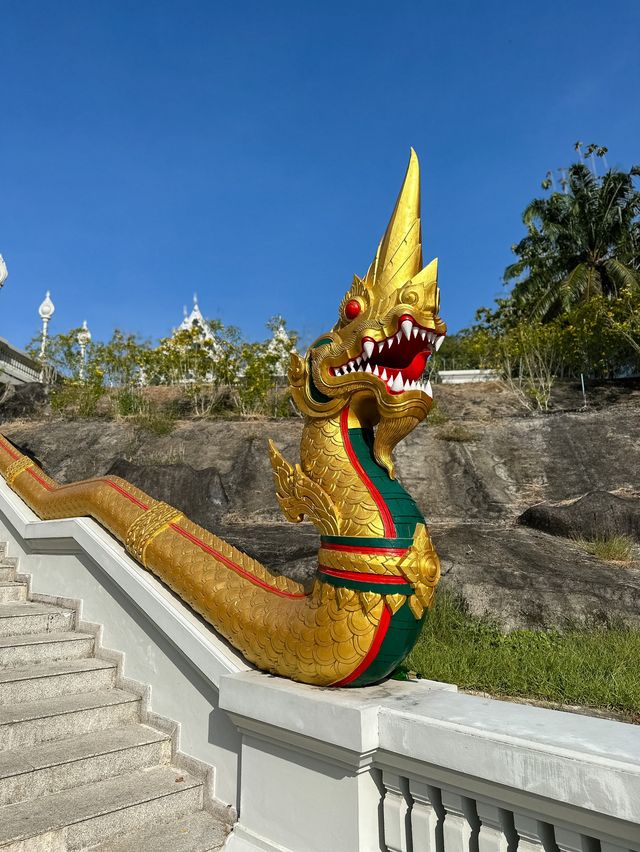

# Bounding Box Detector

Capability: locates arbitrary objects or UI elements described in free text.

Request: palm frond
[603,258,640,294]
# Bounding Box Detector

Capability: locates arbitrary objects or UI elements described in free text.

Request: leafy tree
[26,326,89,380]
[504,145,640,322]
[23,313,300,419]
[432,326,496,372]
[94,330,149,387]
[497,321,564,411]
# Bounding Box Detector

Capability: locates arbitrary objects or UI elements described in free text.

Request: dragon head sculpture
[289,149,446,477]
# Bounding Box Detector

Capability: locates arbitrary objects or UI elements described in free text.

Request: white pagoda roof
[175,294,215,342]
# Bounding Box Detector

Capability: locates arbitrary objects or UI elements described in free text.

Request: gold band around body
[125,501,184,567]
[4,457,35,486]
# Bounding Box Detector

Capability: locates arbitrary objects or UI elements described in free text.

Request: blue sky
[1,0,638,349]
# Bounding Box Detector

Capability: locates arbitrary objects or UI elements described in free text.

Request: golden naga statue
[0,150,445,686]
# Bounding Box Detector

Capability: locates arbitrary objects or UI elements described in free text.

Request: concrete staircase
[0,542,229,851]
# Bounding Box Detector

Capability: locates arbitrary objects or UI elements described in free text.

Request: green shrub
[436,423,476,442]
[50,381,104,418]
[132,408,177,437]
[427,400,449,425]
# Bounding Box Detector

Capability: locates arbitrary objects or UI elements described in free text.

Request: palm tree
[504,161,640,321]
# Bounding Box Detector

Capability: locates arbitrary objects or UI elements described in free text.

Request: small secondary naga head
[289,148,446,478]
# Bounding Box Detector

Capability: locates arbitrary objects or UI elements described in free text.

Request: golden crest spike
[368,148,423,292]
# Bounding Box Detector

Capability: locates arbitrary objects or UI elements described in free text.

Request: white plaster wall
[438,369,500,383]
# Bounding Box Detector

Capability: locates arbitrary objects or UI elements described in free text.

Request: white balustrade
[2,479,640,852]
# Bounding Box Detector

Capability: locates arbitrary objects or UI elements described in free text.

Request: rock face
[106,459,230,530]
[519,491,640,542]
[2,381,639,628]
[0,383,48,422]
[432,523,640,630]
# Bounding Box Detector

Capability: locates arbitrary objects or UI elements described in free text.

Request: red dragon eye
[345,299,361,320]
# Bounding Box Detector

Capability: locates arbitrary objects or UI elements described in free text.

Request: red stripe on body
[27,469,54,490]
[321,542,407,556]
[333,603,392,687]
[0,439,19,460]
[318,565,407,584]
[170,523,307,600]
[339,407,396,538]
[103,479,148,509]
[48,476,149,509]
[1,443,304,601]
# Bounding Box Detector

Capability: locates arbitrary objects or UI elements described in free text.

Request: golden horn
[367,148,423,292]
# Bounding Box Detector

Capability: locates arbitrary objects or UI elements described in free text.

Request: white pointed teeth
[363,340,374,360]
[377,341,385,352]
[380,368,388,381]
[391,373,404,392]
[401,319,413,340]
[435,335,444,352]
[395,331,402,343]
[387,336,394,349]
[419,329,427,340]
[334,367,342,376]
[425,380,433,397]
[348,361,356,371]
[364,362,372,373]
[412,326,419,338]
[355,355,362,366]
[372,365,380,377]
[403,377,413,390]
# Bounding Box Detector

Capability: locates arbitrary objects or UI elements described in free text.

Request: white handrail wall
[1,480,639,852]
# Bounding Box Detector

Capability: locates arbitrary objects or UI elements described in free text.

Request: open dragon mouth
[329,315,444,396]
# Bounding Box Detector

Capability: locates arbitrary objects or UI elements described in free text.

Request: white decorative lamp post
[38,291,55,360]
[0,255,8,290]
[77,320,91,381]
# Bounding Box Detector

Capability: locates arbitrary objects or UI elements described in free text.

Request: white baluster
[476,801,517,852]
[554,827,599,852]
[513,814,555,852]
[383,770,412,852]
[409,781,444,852]
[441,789,480,852]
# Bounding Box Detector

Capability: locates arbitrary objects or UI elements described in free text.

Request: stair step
[0,582,27,603]
[89,810,229,851]
[0,688,140,751]
[0,566,16,582]
[0,629,94,668]
[0,600,75,638]
[0,765,203,850]
[0,723,171,806]
[0,657,116,704]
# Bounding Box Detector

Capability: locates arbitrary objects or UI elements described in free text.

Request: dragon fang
[0,149,445,686]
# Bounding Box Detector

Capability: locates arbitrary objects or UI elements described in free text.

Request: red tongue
[402,350,429,381]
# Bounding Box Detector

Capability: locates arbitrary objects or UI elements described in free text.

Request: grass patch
[132,409,177,437]
[572,534,635,563]
[427,400,449,425]
[403,592,640,718]
[435,423,477,442]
